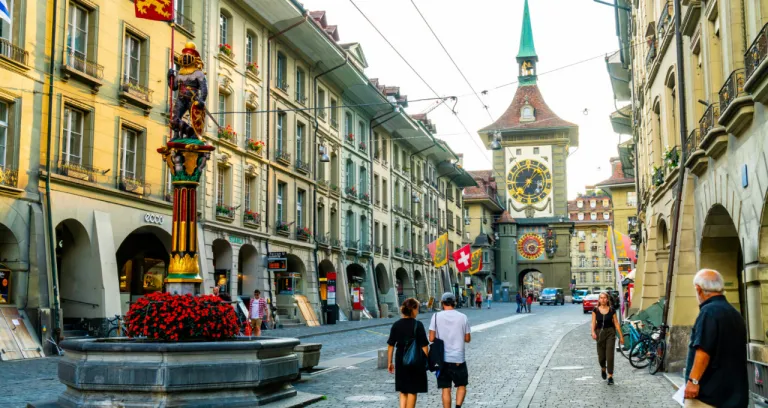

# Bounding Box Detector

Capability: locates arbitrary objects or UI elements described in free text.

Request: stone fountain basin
[37,336,321,408]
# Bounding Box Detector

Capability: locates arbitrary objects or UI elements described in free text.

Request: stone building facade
[568,189,616,292]
[608,0,768,374]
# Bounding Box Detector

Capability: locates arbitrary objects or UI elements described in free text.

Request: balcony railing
[374,245,382,254]
[331,237,342,248]
[295,93,308,105]
[65,52,104,79]
[746,22,768,81]
[215,204,235,219]
[345,186,358,199]
[0,166,18,188]
[296,226,312,241]
[316,234,329,246]
[244,211,261,227]
[173,9,195,34]
[330,117,338,129]
[719,68,747,113]
[383,247,390,256]
[657,1,673,39]
[645,39,657,72]
[318,109,327,120]
[57,160,102,183]
[684,128,701,158]
[699,103,720,137]
[362,243,372,254]
[346,239,359,251]
[117,175,150,196]
[275,149,291,165]
[295,159,311,174]
[121,78,154,103]
[652,166,665,187]
[277,80,289,92]
[0,38,28,66]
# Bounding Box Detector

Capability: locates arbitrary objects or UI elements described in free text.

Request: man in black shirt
[684,269,748,407]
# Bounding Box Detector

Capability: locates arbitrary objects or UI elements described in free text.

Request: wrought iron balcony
[719,68,747,114]
[117,175,149,196]
[383,247,390,256]
[0,166,18,188]
[64,52,104,80]
[645,40,657,72]
[295,93,308,105]
[684,128,701,158]
[362,243,372,254]
[57,159,102,183]
[318,109,327,120]
[275,149,292,165]
[746,22,768,81]
[276,80,289,92]
[346,239,359,252]
[295,159,311,174]
[657,1,673,39]
[652,166,665,187]
[374,245,382,254]
[698,103,720,137]
[296,226,312,241]
[316,233,329,247]
[0,38,28,66]
[331,237,342,248]
[330,117,338,129]
[173,9,195,34]
[121,78,153,103]
[345,186,358,199]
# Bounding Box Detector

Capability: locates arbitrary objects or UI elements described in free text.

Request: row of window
[575,255,613,268]
[574,212,611,221]
[574,271,615,284]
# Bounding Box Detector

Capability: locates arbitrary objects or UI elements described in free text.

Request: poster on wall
[0,268,10,304]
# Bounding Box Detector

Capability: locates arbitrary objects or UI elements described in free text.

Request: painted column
[158,141,215,295]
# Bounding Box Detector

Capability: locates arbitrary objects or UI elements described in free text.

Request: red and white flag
[134,0,174,21]
[452,244,472,273]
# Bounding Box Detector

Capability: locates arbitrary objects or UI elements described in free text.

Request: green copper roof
[516,0,538,60]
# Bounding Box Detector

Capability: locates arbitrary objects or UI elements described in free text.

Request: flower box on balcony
[358,141,367,151]
[296,227,312,242]
[219,44,233,57]
[59,161,98,182]
[246,62,259,77]
[275,150,291,165]
[345,186,357,199]
[296,159,311,174]
[276,222,291,236]
[218,125,237,144]
[345,133,355,144]
[361,192,371,203]
[119,79,153,115]
[118,176,146,196]
[244,211,261,228]
[246,139,264,156]
[216,205,235,220]
[330,183,340,195]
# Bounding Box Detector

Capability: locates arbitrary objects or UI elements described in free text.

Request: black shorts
[437,362,469,388]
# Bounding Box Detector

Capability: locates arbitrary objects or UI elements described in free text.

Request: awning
[606,51,631,102]
[436,161,477,188]
[610,105,632,135]
[618,141,636,179]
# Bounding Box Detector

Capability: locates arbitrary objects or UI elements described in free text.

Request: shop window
[277,273,301,294]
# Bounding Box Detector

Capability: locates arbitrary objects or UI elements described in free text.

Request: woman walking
[526,292,533,313]
[475,292,482,309]
[486,292,492,309]
[387,298,429,408]
[591,291,624,385]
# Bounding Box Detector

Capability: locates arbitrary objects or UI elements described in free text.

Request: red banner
[452,244,472,273]
[135,0,173,21]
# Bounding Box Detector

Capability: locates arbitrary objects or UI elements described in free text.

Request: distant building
[568,188,615,292]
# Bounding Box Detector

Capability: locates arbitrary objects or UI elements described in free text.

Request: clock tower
[480,0,577,297]
[479,0,578,219]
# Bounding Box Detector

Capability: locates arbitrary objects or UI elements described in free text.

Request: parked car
[572,289,589,304]
[539,288,564,305]
[583,294,599,313]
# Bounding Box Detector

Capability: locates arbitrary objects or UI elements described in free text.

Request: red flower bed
[125,292,240,341]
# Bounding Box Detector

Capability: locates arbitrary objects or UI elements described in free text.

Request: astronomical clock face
[506,159,552,204]
[518,233,545,260]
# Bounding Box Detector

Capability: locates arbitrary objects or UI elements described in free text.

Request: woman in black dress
[387,298,429,408]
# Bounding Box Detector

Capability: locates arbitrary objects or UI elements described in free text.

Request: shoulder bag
[402,320,425,368]
[428,314,445,372]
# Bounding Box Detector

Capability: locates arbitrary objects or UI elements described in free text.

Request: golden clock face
[506,159,553,204]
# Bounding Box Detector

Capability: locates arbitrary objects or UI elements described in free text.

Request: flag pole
[168,9,175,141]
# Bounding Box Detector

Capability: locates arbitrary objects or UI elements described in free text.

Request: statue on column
[168,42,208,140]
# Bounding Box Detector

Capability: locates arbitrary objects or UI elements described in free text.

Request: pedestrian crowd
[516,291,534,313]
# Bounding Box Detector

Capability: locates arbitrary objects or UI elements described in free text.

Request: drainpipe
[44,0,60,338]
[311,56,348,324]
[263,15,308,311]
[661,0,690,338]
[368,110,398,317]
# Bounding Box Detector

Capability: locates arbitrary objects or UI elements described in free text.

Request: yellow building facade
[568,190,615,292]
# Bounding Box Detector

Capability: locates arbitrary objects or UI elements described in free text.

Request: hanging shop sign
[267,257,287,272]
[228,235,244,245]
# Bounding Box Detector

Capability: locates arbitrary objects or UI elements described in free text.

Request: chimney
[609,157,624,179]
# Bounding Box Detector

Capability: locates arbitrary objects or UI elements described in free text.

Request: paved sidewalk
[527,322,678,407]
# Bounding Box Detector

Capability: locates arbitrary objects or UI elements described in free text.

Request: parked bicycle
[619,317,656,359]
[106,314,130,338]
[628,324,667,374]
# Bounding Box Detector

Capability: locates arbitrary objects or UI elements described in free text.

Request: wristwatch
[690,378,699,385]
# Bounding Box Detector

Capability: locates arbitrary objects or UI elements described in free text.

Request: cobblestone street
[6,303,680,407]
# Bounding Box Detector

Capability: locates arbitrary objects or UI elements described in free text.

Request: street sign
[267,258,287,271]
[268,251,287,258]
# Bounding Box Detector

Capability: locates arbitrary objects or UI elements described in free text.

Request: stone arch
[212,239,233,293]
[0,222,19,264]
[237,244,259,296]
[700,204,745,314]
[519,269,543,296]
[56,219,101,319]
[346,263,366,288]
[395,267,414,304]
[657,217,669,250]
[375,263,390,295]
[274,254,306,314]
[413,269,427,301]
[115,225,172,314]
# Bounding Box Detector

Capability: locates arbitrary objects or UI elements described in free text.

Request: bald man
[683,269,747,407]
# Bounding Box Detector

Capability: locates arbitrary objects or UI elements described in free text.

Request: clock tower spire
[517,0,538,85]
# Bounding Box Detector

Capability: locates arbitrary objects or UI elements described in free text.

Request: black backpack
[428,314,445,372]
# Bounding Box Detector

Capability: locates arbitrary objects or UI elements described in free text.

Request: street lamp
[319,145,330,163]
[489,131,502,151]
[412,192,420,203]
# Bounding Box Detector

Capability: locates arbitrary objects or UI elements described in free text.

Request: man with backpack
[429,292,471,408]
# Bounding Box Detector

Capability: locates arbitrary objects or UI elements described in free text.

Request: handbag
[402,320,424,368]
[428,314,445,372]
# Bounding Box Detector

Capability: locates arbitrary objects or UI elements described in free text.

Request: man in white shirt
[429,292,471,408]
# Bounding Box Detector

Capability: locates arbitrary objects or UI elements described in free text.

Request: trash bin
[326,304,338,325]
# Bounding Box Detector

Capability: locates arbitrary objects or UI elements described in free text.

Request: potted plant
[359,141,367,150]
[218,125,237,142]
[330,183,338,192]
[297,227,312,240]
[345,186,357,197]
[244,210,259,223]
[663,145,679,171]
[219,43,233,57]
[361,192,370,202]
[276,221,291,234]
[247,138,264,153]
[346,133,355,143]
[246,62,259,74]
[216,204,235,217]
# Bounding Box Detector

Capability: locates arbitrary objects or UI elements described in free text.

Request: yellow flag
[468,249,483,275]
[429,233,449,267]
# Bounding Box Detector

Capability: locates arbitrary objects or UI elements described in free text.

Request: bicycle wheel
[649,339,666,375]
[619,332,632,359]
[629,339,651,369]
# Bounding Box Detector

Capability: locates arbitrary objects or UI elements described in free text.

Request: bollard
[377,349,388,369]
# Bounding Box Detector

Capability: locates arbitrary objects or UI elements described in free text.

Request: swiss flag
[452,244,472,273]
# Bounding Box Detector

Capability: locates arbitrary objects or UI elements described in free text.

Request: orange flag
[427,233,449,267]
[135,0,173,21]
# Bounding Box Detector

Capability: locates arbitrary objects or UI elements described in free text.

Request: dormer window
[520,104,535,122]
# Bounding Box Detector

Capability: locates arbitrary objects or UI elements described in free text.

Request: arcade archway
[700,205,744,314]
[519,269,544,297]
[0,223,19,304]
[56,219,99,319]
[414,270,427,301]
[396,267,414,305]
[116,225,171,314]
[237,244,258,296]
[275,254,306,313]
[375,263,390,295]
